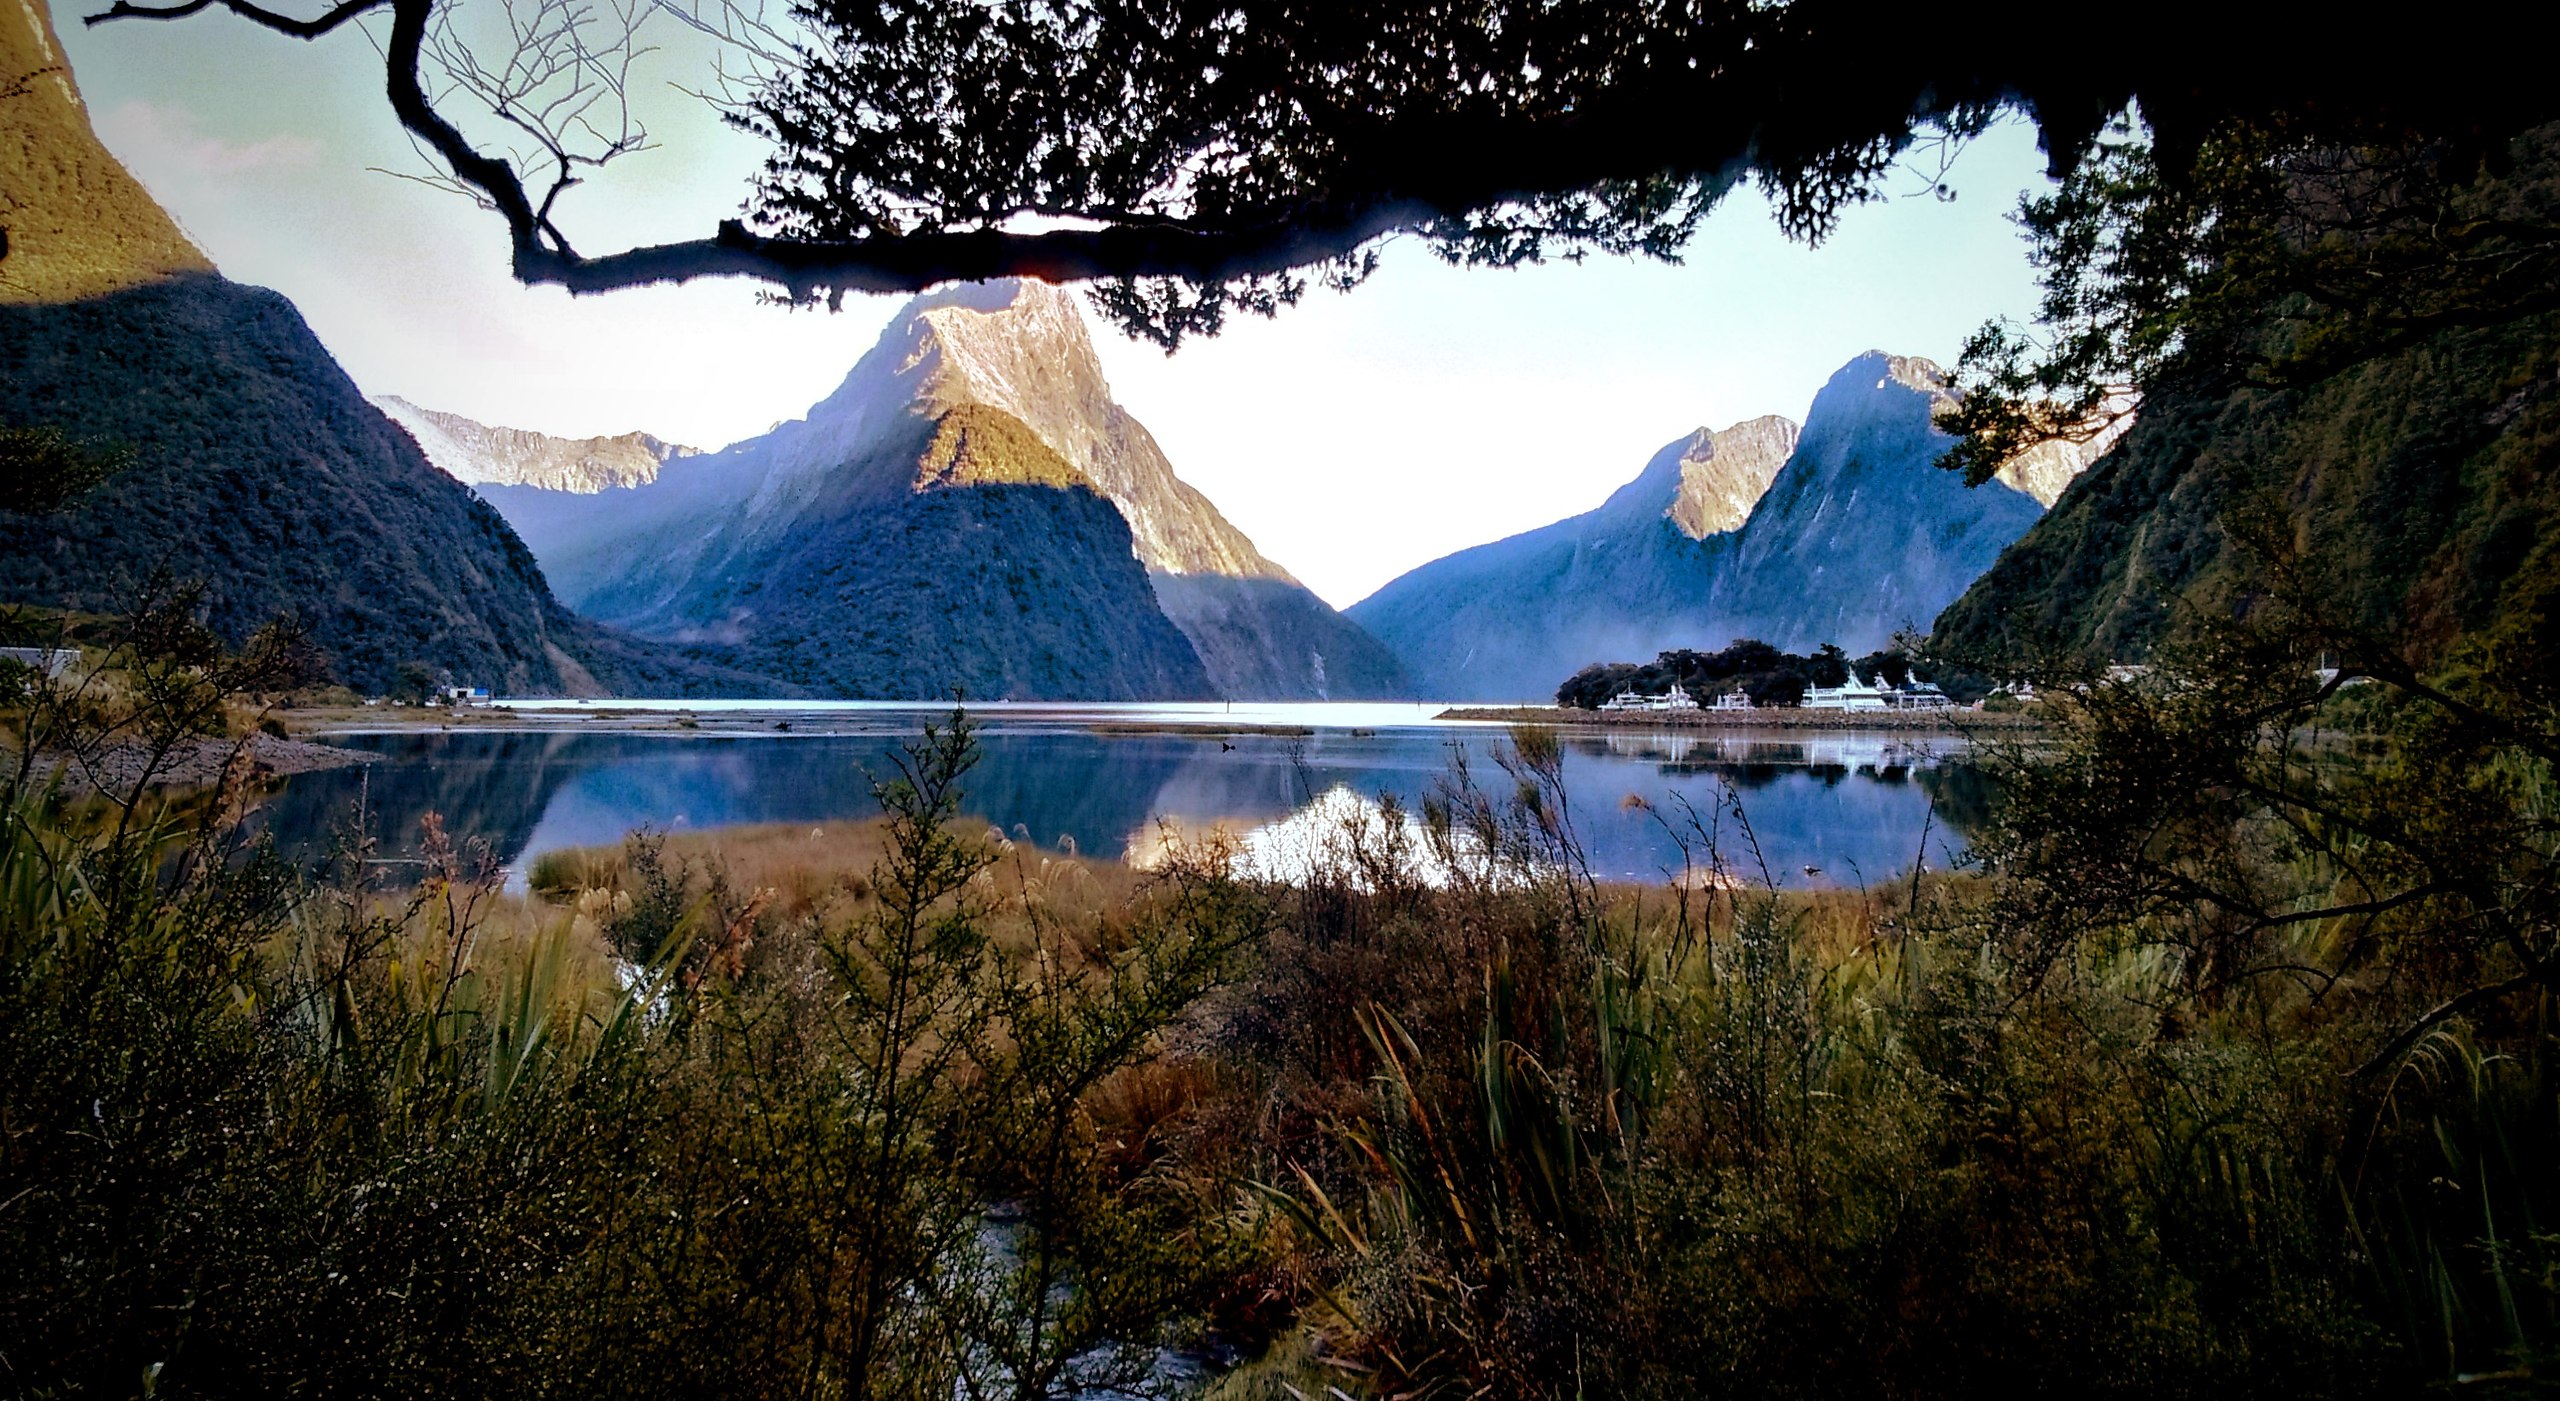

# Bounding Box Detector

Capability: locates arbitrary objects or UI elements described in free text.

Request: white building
[1600,684,1702,713]
[1804,670,1890,711]
[0,647,80,678]
[1805,670,1954,712]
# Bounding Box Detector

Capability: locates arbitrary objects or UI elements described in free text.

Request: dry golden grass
[525,817,1172,947]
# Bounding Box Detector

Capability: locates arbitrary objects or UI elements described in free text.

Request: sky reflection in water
[250,720,1983,891]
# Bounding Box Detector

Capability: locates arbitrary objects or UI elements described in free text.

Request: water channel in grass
[245,701,1990,889]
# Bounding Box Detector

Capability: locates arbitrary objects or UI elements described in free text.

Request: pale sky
[58,8,2056,608]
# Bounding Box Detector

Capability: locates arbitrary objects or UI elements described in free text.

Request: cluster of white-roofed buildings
[1597,669,1959,713]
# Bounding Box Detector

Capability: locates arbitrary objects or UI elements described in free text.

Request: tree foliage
[0,425,130,516]
[1945,117,2560,481]
[83,0,2560,344]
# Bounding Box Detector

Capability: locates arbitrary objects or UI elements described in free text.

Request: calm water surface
[251,703,1984,889]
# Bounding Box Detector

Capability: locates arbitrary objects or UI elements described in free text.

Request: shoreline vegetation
[1434,703,2043,730]
[265,700,2035,741]
[7,591,2560,1396]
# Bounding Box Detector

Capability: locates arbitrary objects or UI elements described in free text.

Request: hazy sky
[58,8,2057,608]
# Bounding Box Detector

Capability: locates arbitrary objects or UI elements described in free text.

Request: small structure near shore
[0,647,80,678]
[1804,670,1889,711]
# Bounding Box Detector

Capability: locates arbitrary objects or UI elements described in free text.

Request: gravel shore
[26,732,373,793]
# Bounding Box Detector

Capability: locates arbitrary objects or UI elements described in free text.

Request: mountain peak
[1828,350,1955,405]
[904,279,1119,450]
[1,0,215,303]
[788,276,1287,579]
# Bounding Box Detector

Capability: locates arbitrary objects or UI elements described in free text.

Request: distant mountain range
[449,279,1412,701]
[1351,353,2123,699]
[6,0,2194,708]
[372,396,698,494]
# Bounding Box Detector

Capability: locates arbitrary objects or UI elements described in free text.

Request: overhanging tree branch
[82,0,2560,340]
[87,0,382,39]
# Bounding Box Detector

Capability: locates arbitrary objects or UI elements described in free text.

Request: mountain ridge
[473,279,1410,700]
[372,395,698,494]
[1352,351,2111,698]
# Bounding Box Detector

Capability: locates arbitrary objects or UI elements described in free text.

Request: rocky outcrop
[1661,415,1801,539]
[372,395,696,493]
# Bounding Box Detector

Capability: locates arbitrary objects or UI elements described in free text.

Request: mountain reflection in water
[248,723,1984,890]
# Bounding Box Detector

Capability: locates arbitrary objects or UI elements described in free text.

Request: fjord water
[251,704,1980,889]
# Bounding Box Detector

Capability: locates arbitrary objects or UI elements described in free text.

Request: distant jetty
[1434,705,2043,732]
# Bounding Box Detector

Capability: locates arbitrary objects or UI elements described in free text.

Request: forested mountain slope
[0,277,771,696]
[1931,314,2560,673]
[0,0,765,696]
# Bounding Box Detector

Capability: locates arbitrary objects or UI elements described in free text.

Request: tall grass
[0,712,1272,1399]
[6,610,2557,1398]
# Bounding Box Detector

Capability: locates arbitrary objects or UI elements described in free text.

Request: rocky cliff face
[372,396,696,493]
[1353,352,2099,699]
[488,278,1409,700]
[1595,415,1799,540]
